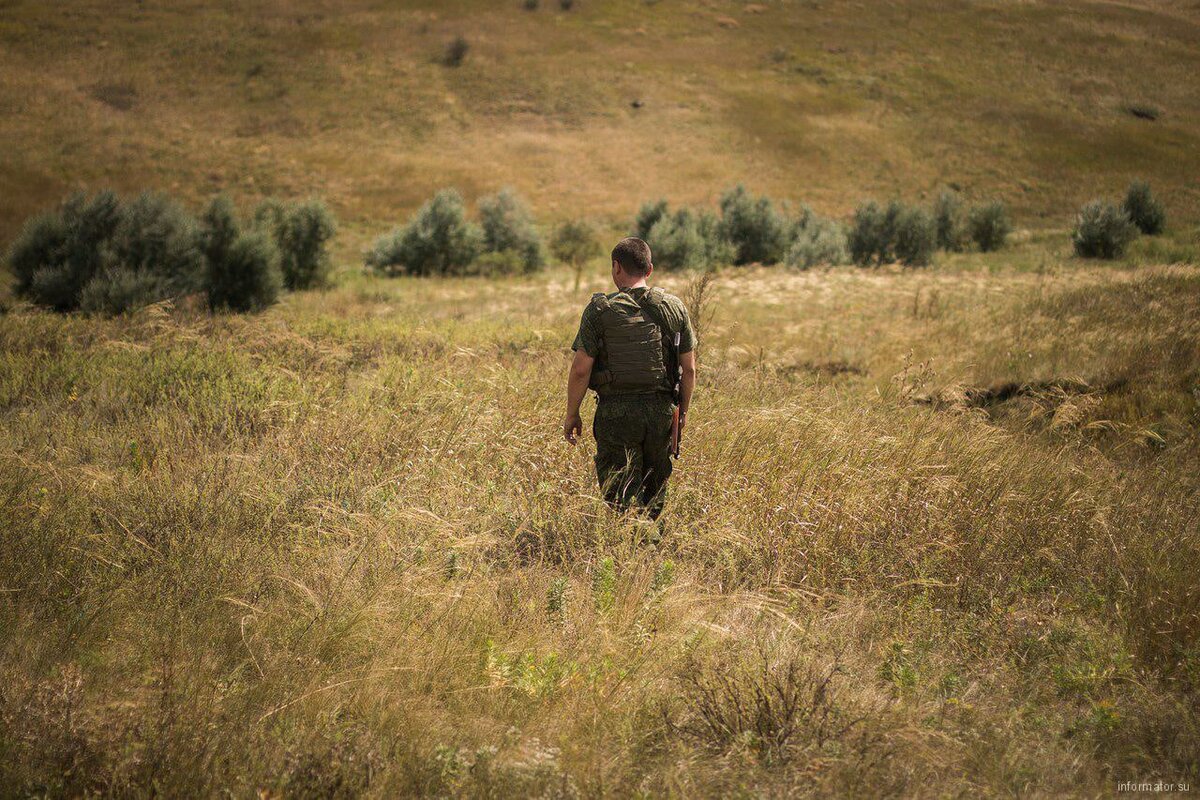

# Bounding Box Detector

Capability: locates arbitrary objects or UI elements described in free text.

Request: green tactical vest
[588,287,674,397]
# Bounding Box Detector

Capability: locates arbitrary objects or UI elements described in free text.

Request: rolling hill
[1,0,1199,255]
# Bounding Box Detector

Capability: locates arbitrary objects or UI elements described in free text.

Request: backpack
[588,287,675,397]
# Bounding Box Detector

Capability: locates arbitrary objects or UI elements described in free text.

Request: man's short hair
[611,237,653,276]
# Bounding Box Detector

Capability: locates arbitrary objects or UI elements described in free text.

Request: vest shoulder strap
[590,292,611,313]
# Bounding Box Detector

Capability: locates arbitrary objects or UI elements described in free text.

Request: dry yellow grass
[1,246,1197,795]
[3,1,1200,796]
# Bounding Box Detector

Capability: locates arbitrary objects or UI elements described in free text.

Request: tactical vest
[588,287,674,397]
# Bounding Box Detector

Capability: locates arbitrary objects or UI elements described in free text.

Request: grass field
[2,233,1199,795]
[3,0,1200,797]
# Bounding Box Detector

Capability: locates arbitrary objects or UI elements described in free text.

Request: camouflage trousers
[592,394,675,521]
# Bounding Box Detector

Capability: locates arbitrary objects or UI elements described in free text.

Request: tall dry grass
[0,257,1197,796]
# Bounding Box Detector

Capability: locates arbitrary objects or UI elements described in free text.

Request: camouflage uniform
[573,286,695,520]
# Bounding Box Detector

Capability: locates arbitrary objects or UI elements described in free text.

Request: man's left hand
[563,412,583,445]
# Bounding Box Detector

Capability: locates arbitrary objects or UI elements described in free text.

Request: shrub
[647,208,733,271]
[524,0,539,9]
[1122,181,1165,236]
[967,201,1011,252]
[718,185,790,265]
[559,0,575,8]
[444,36,469,67]
[467,250,528,277]
[478,188,545,273]
[272,199,336,289]
[892,206,936,267]
[201,195,240,269]
[366,189,482,277]
[933,188,968,251]
[6,190,205,314]
[1072,200,1138,259]
[786,210,848,268]
[634,199,669,241]
[78,267,163,315]
[8,192,122,309]
[205,230,282,312]
[848,200,892,266]
[112,192,205,297]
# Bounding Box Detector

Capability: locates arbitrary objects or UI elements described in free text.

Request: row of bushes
[366,189,545,277]
[361,185,1013,278]
[1072,181,1167,259]
[635,188,849,270]
[846,194,1010,268]
[636,186,1011,270]
[7,191,336,314]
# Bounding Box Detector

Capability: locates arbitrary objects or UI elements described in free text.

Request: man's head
[611,237,653,288]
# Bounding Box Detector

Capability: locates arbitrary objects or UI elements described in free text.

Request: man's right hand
[563,412,583,445]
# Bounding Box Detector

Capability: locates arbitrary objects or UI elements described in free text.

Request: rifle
[669,331,682,459]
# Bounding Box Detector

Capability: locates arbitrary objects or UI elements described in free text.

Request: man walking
[563,237,697,520]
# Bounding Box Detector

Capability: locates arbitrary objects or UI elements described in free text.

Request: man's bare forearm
[566,368,590,417]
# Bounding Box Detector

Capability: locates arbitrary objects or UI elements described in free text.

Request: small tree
[967,201,1011,252]
[932,188,968,251]
[551,219,600,291]
[892,206,936,267]
[366,189,482,277]
[1122,180,1165,235]
[718,185,790,265]
[478,188,545,273]
[1072,200,1137,259]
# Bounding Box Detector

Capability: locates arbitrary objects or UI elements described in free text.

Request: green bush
[892,206,936,267]
[112,192,205,297]
[366,190,482,277]
[967,201,1011,252]
[786,209,848,268]
[1072,200,1138,259]
[718,185,790,265]
[933,188,968,252]
[8,192,122,309]
[634,199,669,241]
[1122,181,1165,236]
[647,208,733,271]
[201,195,240,269]
[466,250,528,277]
[205,230,283,312]
[78,267,166,315]
[478,188,545,273]
[255,198,336,290]
[848,200,894,266]
[6,190,204,314]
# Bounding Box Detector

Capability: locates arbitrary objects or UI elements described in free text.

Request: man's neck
[616,279,648,291]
